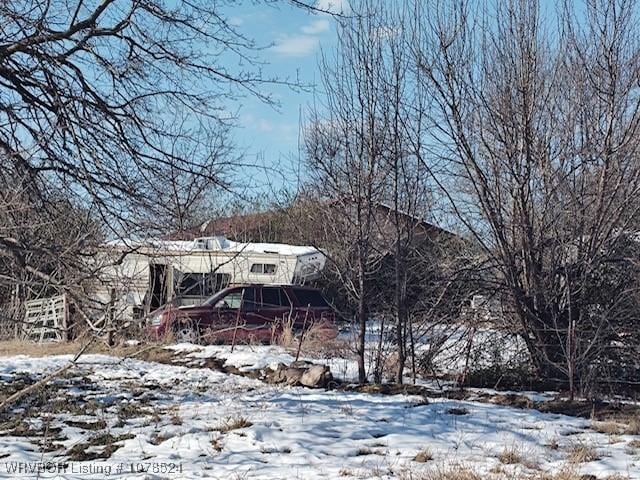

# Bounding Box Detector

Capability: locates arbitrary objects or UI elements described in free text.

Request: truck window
[215,291,242,309]
[261,287,279,307]
[215,287,256,309]
[242,287,257,311]
[279,289,291,308]
[261,287,291,308]
[292,289,329,307]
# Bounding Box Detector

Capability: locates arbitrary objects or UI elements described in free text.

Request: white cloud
[272,34,320,57]
[272,8,337,58]
[242,113,297,140]
[301,19,330,34]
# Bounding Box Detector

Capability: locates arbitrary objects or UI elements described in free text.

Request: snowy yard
[0,346,639,479]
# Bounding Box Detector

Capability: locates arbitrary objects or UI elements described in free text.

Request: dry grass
[546,438,560,450]
[398,464,622,480]
[536,469,584,480]
[302,324,351,357]
[566,442,600,463]
[0,339,156,359]
[591,416,640,436]
[276,321,350,359]
[149,432,171,445]
[355,447,372,456]
[489,465,507,475]
[117,401,153,420]
[495,445,541,470]
[210,436,224,452]
[498,445,523,464]
[624,416,640,435]
[277,323,296,348]
[489,394,534,409]
[533,470,626,480]
[0,339,87,357]
[413,447,434,463]
[64,419,107,430]
[66,432,134,461]
[592,420,624,435]
[403,464,582,480]
[213,416,253,433]
[128,345,178,364]
[626,439,640,455]
[407,468,481,480]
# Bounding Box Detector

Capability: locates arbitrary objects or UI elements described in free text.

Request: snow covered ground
[0,347,639,479]
[167,343,362,383]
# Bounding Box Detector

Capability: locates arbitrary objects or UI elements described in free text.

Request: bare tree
[0,0,302,333]
[412,0,640,396]
[299,1,472,384]
[302,0,394,382]
[0,174,102,338]
[139,118,238,235]
[374,3,436,384]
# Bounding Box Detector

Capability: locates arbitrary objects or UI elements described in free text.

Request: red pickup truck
[148,284,337,343]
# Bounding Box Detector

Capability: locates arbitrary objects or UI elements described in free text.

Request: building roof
[167,210,281,241]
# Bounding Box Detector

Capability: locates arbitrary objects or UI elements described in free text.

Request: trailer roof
[106,236,322,257]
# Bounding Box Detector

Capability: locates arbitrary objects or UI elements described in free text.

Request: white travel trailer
[95,236,326,319]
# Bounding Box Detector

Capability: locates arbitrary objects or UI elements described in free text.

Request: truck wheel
[174,321,199,344]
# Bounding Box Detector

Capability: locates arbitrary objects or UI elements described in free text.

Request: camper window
[250,264,261,273]
[177,273,203,297]
[250,263,277,275]
[176,272,231,298]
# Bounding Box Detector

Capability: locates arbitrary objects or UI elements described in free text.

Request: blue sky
[223,1,345,192]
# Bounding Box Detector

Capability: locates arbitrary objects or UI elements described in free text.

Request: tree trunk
[356,260,367,384]
[357,297,367,384]
[395,247,407,384]
[373,316,385,384]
